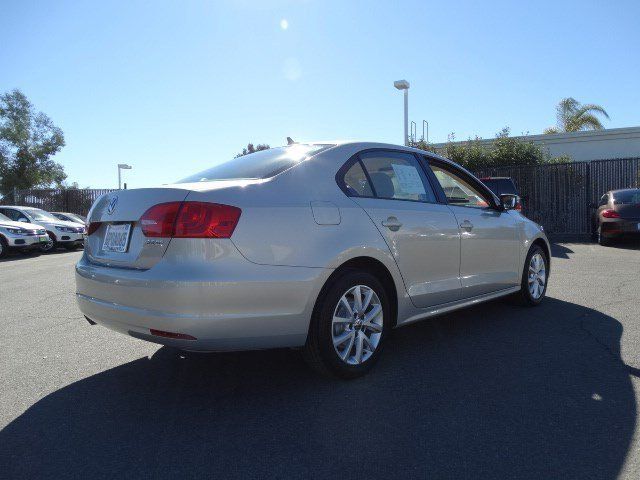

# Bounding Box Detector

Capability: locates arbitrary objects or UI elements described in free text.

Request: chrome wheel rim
[528,253,546,299]
[331,285,383,365]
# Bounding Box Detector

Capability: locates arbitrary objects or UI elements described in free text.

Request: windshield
[177,144,333,183]
[27,209,59,222]
[613,190,640,204]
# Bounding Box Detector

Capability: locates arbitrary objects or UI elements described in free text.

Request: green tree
[235,142,270,158]
[0,89,66,197]
[410,127,570,169]
[544,97,609,134]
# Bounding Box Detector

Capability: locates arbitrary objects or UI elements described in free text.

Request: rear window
[613,190,640,204]
[177,144,333,183]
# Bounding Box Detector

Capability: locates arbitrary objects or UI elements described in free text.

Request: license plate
[103,223,132,253]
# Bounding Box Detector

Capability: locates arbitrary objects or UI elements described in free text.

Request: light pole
[118,164,132,189]
[394,80,410,146]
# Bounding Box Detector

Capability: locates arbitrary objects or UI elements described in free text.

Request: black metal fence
[4,157,640,238]
[475,157,640,239]
[10,188,115,216]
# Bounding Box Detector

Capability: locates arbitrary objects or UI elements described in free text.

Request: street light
[117,163,132,189]
[394,80,410,146]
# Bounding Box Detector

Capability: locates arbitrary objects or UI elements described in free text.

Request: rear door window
[358,151,437,203]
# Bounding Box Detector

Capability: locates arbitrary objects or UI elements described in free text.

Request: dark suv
[479,177,522,211]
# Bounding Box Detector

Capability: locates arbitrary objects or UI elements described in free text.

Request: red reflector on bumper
[150,329,197,340]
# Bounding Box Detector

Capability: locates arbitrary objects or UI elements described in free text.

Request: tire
[303,269,391,379]
[0,236,8,259]
[513,244,548,306]
[40,233,56,253]
[597,225,612,246]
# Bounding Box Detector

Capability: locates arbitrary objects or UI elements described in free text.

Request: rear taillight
[140,202,241,238]
[87,222,103,235]
[140,202,181,237]
[602,209,620,218]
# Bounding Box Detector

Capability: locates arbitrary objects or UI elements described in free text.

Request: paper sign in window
[391,164,426,195]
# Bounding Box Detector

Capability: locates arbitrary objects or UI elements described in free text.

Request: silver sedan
[76,142,549,378]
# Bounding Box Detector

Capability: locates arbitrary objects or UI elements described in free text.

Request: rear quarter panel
[182,146,411,316]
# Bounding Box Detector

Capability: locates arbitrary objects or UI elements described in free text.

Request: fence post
[13,186,18,204]
[585,161,591,209]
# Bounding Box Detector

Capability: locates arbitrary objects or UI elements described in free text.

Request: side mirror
[500,194,518,210]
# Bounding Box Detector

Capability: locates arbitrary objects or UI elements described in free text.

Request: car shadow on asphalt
[0,297,635,479]
[0,248,80,263]
[550,242,574,259]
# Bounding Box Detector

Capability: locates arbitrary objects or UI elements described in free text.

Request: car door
[428,159,520,298]
[339,149,462,308]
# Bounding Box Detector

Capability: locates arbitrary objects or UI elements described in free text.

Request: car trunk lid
[85,187,191,269]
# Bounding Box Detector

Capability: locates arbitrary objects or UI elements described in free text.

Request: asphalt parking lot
[1,243,639,479]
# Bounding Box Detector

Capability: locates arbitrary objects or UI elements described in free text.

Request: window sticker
[391,164,425,194]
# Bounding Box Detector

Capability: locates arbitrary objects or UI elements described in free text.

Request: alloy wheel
[331,285,383,365]
[528,253,546,299]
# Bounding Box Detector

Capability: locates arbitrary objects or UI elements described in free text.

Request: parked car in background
[0,212,50,258]
[592,188,640,246]
[0,206,85,252]
[76,141,550,378]
[479,177,522,211]
[51,212,87,224]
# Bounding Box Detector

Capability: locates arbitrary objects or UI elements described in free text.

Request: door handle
[382,217,402,231]
[460,220,474,231]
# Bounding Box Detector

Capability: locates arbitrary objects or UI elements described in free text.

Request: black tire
[597,225,612,246]
[303,269,391,379]
[0,236,8,259]
[513,244,548,306]
[40,233,56,253]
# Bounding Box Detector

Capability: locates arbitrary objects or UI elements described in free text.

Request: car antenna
[287,137,295,145]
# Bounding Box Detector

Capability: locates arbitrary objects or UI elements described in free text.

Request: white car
[0,212,50,257]
[0,206,85,252]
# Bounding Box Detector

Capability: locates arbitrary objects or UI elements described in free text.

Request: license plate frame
[102,223,132,253]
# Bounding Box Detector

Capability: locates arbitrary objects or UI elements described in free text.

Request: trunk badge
[107,196,118,215]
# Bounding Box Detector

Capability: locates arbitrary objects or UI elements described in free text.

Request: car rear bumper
[601,219,640,237]
[75,239,329,351]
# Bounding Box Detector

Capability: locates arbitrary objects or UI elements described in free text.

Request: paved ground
[1,243,639,479]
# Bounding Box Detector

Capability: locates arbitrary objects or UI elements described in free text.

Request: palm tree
[544,98,609,134]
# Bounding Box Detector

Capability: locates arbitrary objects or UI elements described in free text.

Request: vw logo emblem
[107,196,118,215]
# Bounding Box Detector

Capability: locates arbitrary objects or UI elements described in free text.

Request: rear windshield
[177,144,333,183]
[613,190,640,204]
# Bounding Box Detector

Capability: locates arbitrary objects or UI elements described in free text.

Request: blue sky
[2,0,639,188]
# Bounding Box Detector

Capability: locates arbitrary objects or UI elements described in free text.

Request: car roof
[609,188,640,194]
